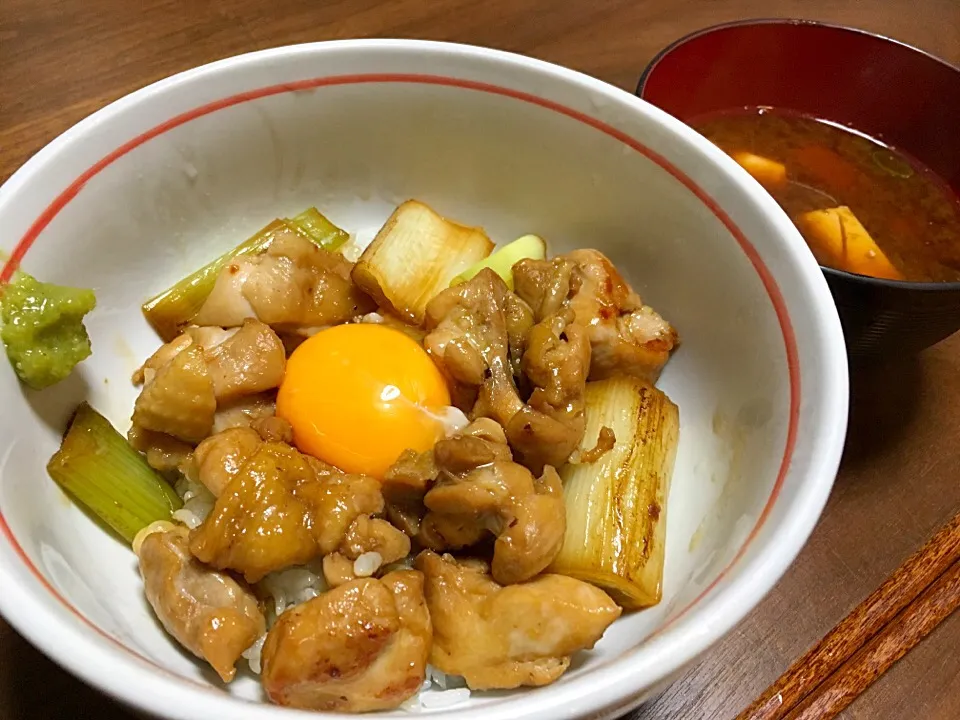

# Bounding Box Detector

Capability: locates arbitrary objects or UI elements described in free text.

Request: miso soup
[691,108,960,283]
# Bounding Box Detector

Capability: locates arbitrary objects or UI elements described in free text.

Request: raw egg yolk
[276,323,451,478]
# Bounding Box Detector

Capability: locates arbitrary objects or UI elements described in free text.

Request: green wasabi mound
[1,272,96,389]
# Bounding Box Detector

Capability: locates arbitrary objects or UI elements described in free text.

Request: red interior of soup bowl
[637,19,960,195]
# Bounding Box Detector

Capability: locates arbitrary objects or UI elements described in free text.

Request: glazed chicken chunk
[130,318,286,465]
[514,249,678,382]
[424,269,590,472]
[181,418,296,497]
[192,229,375,332]
[189,440,383,582]
[261,570,431,712]
[322,514,412,588]
[419,419,566,584]
[211,392,277,434]
[136,525,265,682]
[503,308,591,472]
[182,426,263,497]
[416,551,620,690]
[132,342,216,444]
[380,446,438,537]
[423,268,523,414]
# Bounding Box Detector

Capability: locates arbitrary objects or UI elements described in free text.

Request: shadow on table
[0,621,136,720]
[840,353,923,471]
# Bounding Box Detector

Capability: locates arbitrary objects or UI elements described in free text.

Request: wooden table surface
[2,1,959,718]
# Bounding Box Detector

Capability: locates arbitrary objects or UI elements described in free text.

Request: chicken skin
[130,318,286,461]
[189,442,383,582]
[137,525,265,682]
[415,551,620,690]
[419,419,566,584]
[192,229,375,332]
[261,570,431,712]
[513,249,677,383]
[424,270,589,472]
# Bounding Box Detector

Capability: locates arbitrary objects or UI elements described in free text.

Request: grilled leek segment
[549,376,678,609]
[351,200,494,324]
[289,207,350,252]
[142,208,349,341]
[47,403,183,543]
[451,233,546,290]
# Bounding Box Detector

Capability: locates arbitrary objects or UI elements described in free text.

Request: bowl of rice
[0,40,847,719]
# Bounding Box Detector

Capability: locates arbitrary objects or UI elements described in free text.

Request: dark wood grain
[787,560,960,720]
[742,514,960,720]
[2,2,960,720]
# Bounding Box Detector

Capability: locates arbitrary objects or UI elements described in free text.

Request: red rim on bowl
[0,66,808,712]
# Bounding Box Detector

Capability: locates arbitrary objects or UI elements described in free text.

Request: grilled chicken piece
[503,291,536,383]
[132,343,216,443]
[419,420,566,584]
[504,309,590,473]
[322,515,413,588]
[189,442,383,583]
[424,270,588,471]
[340,515,411,564]
[190,319,286,402]
[250,415,294,444]
[132,319,286,446]
[183,427,262,497]
[321,552,358,588]
[137,526,265,682]
[192,230,375,331]
[514,249,677,382]
[300,460,387,555]
[127,425,194,473]
[424,268,522,416]
[381,448,438,537]
[212,392,276,434]
[261,571,431,712]
[416,551,620,690]
[132,333,193,385]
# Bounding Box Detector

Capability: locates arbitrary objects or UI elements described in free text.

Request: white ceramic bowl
[0,40,847,720]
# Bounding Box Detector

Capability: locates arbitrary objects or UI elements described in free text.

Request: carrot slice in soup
[795,206,904,280]
[730,151,787,191]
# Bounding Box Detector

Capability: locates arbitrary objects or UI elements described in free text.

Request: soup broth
[691,108,960,282]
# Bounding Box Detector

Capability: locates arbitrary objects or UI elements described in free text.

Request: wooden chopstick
[738,511,960,720]
[784,558,960,719]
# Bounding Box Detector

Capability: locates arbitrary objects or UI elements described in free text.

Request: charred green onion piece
[451,234,546,290]
[47,403,182,543]
[289,207,350,251]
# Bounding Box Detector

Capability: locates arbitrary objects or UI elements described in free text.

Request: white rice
[244,560,329,675]
[429,406,470,437]
[419,688,471,709]
[426,666,467,691]
[241,634,266,674]
[353,551,383,577]
[399,667,470,712]
[257,560,329,621]
[339,238,363,262]
[171,476,215,529]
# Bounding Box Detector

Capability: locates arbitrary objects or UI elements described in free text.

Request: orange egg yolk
[276,323,452,478]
